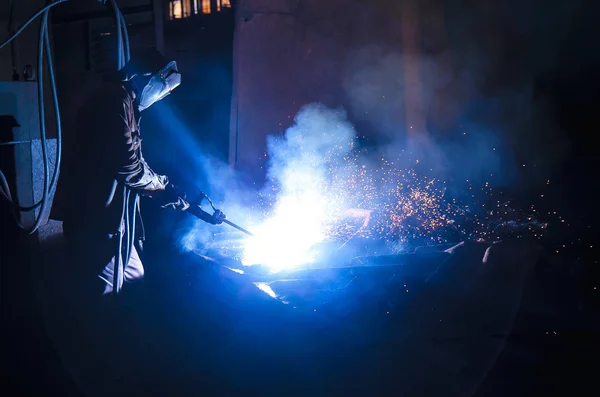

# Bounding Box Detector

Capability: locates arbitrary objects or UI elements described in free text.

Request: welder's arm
[110,97,187,210]
[112,95,168,193]
[120,135,168,193]
[123,155,187,210]
[123,158,188,210]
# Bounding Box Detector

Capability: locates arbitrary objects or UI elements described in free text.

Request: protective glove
[210,209,226,225]
[187,205,227,225]
[156,183,190,211]
[127,171,169,195]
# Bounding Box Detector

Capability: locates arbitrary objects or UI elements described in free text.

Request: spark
[238,136,559,272]
[199,119,573,273]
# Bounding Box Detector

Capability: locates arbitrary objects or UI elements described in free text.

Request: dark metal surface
[24,228,599,396]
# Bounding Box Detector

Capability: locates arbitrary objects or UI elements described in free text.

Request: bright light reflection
[254,282,277,299]
[241,190,329,273]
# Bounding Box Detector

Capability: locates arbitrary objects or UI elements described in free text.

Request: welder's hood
[130,61,181,111]
[123,50,181,111]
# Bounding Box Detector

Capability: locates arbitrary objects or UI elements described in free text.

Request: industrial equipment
[0,1,137,234]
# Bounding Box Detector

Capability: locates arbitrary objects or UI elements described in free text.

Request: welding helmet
[134,61,181,111]
[122,50,182,111]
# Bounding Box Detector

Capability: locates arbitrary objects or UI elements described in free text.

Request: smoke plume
[242,104,356,271]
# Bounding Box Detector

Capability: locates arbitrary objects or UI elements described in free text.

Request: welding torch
[183,190,254,236]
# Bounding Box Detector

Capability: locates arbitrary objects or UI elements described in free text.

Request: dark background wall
[230,0,599,204]
[142,8,234,186]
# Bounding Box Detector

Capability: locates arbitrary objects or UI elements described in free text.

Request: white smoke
[241,103,356,272]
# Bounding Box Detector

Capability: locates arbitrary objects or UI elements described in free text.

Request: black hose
[0,0,128,236]
[125,193,138,267]
[8,0,18,78]
[29,11,50,234]
[119,11,130,63]
[124,188,132,270]
[114,185,128,294]
[0,0,68,51]
[0,1,64,235]
[109,0,124,68]
[44,15,62,207]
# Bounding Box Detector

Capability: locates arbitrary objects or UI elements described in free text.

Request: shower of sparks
[186,106,589,274]
[322,155,458,244]
[235,127,559,274]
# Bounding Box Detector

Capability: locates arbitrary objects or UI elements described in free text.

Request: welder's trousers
[98,233,145,295]
[64,225,145,297]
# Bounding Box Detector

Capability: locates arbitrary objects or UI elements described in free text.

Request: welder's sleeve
[116,96,168,193]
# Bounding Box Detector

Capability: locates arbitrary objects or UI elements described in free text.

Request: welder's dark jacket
[63,81,166,237]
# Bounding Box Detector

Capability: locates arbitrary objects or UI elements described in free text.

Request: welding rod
[223,219,254,236]
[185,200,254,236]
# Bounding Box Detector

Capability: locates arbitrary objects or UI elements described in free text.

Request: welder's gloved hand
[129,173,169,196]
[162,197,190,211]
[157,183,190,211]
[209,209,226,225]
[154,174,170,191]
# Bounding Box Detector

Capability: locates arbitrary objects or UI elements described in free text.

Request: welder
[61,49,225,297]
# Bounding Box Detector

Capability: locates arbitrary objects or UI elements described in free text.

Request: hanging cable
[0,0,67,208]
[113,185,128,294]
[0,4,63,233]
[8,0,20,80]
[119,11,130,64]
[28,6,64,234]
[0,0,130,234]
[0,0,68,51]
[29,10,51,234]
[0,1,67,233]
[44,8,63,210]
[109,0,124,69]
